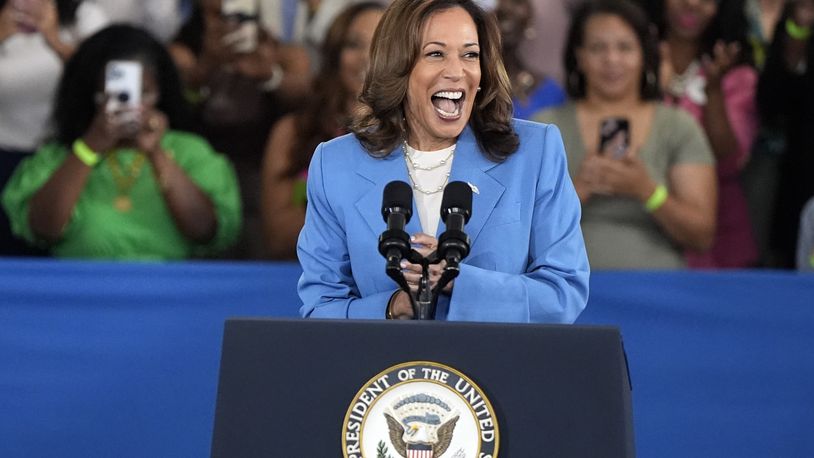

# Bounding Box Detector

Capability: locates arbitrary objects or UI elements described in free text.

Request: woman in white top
[0,0,108,153]
[0,0,108,254]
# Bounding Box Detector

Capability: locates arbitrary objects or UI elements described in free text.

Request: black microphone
[438,181,472,266]
[378,181,413,264]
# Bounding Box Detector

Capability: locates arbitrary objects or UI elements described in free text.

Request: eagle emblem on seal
[383,393,460,458]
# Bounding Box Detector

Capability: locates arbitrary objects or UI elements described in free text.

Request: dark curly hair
[52,24,192,145]
[350,0,519,162]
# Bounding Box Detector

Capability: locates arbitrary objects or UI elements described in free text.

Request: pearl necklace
[403,140,455,170]
[403,141,454,195]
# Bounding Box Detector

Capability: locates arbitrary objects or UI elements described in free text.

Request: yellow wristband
[786,18,811,41]
[644,184,668,212]
[72,139,101,167]
[809,253,814,268]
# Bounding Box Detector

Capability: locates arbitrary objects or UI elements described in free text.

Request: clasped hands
[575,149,656,204]
[388,233,455,320]
[82,99,168,159]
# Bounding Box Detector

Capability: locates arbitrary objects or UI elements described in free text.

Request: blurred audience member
[759,0,814,268]
[797,196,814,270]
[1,25,241,260]
[261,1,383,259]
[0,0,108,255]
[495,0,566,119]
[260,0,356,71]
[92,0,184,43]
[740,0,787,266]
[536,0,717,269]
[648,0,759,268]
[170,0,310,258]
[515,0,585,85]
[745,0,786,69]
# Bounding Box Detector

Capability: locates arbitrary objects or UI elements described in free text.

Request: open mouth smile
[431,90,465,119]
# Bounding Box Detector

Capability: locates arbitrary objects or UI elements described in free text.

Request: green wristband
[809,253,814,268]
[644,184,668,212]
[786,18,811,41]
[73,139,101,167]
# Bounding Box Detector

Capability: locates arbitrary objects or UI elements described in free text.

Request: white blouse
[0,3,108,151]
[403,143,455,236]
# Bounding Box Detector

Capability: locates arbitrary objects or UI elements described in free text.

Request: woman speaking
[297,0,589,322]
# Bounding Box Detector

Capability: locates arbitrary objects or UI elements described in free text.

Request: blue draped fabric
[1,259,813,457]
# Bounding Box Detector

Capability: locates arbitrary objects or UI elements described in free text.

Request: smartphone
[599,117,630,159]
[105,61,142,113]
[105,60,143,126]
[221,0,259,53]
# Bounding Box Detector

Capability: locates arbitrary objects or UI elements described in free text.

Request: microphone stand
[411,251,460,321]
[408,250,433,320]
[385,248,459,320]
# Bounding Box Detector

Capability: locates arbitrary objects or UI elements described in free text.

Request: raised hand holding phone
[221,0,258,53]
[598,117,630,159]
[10,0,59,47]
[10,0,41,34]
[81,61,144,153]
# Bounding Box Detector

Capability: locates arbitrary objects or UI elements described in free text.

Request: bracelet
[786,18,811,41]
[72,139,101,167]
[644,184,668,212]
[385,290,400,319]
[809,253,814,268]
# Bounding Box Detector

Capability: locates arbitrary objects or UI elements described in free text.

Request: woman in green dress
[2,24,241,260]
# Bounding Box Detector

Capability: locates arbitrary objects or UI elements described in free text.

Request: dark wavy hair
[351,0,518,162]
[52,24,192,145]
[565,0,661,100]
[284,1,386,177]
[645,0,753,67]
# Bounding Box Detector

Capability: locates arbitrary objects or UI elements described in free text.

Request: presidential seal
[342,361,499,458]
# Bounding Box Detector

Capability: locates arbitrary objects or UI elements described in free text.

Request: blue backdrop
[1,258,813,457]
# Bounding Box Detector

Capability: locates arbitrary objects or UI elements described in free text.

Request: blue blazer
[297,119,589,323]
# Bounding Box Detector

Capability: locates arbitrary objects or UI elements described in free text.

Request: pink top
[665,64,759,268]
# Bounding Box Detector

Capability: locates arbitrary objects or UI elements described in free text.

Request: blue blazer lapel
[447,126,505,244]
[352,126,505,243]
[354,145,423,237]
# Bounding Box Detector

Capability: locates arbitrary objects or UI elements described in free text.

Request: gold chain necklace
[403,142,454,195]
[106,151,147,212]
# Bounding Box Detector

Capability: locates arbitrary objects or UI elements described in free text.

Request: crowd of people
[1,0,813,271]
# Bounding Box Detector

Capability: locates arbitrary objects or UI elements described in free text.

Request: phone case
[599,118,630,159]
[104,61,142,115]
